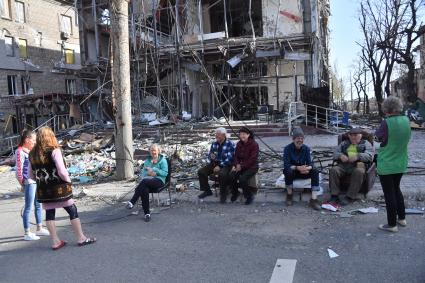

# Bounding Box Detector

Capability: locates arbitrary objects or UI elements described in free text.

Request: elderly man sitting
[329,128,374,205]
[198,127,235,202]
[283,128,321,210]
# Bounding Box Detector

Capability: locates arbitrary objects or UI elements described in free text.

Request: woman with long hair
[29,127,96,250]
[16,129,49,241]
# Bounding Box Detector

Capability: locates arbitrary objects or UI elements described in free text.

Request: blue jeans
[23,183,42,230]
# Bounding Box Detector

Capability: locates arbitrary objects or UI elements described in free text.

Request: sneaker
[36,228,50,236]
[244,195,254,205]
[144,214,151,222]
[230,191,240,202]
[286,194,293,206]
[24,233,40,241]
[198,190,213,199]
[397,219,407,227]
[125,201,134,209]
[378,224,398,233]
[309,199,321,211]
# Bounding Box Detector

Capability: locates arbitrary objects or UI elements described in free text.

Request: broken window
[61,15,72,34]
[209,0,263,37]
[0,0,11,18]
[66,79,76,94]
[21,75,29,95]
[64,49,74,64]
[7,75,18,95]
[15,1,25,23]
[4,35,14,56]
[18,38,27,58]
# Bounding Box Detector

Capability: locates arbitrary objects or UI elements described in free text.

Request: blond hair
[29,127,60,165]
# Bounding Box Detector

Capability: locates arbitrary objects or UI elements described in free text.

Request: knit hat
[348,127,362,134]
[292,127,304,139]
[239,126,253,136]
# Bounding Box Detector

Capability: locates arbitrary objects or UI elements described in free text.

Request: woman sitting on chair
[126,144,168,222]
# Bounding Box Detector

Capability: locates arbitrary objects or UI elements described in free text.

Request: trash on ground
[327,248,339,258]
[321,202,340,212]
[405,208,424,215]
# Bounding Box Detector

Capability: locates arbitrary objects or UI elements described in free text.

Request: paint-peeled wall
[262,0,303,37]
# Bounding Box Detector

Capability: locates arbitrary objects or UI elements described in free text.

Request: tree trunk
[111,0,134,180]
[406,64,417,102]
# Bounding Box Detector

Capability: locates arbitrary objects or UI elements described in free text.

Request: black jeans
[198,163,231,196]
[229,168,258,198]
[46,204,79,221]
[379,173,405,227]
[130,177,164,215]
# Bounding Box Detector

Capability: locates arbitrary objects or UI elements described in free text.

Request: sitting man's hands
[297,165,311,175]
[348,155,359,163]
[213,165,221,173]
[232,164,241,172]
[340,154,349,163]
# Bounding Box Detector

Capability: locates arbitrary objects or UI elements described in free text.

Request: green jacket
[141,154,168,184]
[377,115,411,175]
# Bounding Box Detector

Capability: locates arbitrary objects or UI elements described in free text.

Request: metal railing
[288,101,348,135]
[1,113,92,154]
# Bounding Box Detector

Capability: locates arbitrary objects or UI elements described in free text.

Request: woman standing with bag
[16,129,49,241]
[29,127,96,250]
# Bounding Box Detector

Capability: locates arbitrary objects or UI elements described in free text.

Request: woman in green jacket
[126,144,168,222]
[375,96,411,232]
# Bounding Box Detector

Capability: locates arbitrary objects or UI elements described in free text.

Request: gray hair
[382,96,403,114]
[149,143,161,153]
[215,127,227,135]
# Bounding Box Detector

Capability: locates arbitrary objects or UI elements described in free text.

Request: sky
[329,0,362,83]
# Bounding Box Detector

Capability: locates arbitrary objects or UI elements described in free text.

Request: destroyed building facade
[79,0,330,121]
[0,0,83,136]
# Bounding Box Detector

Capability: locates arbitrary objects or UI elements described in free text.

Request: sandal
[52,240,66,251]
[78,237,97,247]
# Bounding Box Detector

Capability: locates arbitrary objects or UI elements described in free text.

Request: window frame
[18,38,27,58]
[7,75,18,95]
[0,0,12,19]
[65,79,76,94]
[14,0,25,23]
[64,48,74,64]
[61,14,72,35]
[4,35,14,56]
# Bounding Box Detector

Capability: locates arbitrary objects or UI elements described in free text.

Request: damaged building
[0,0,86,138]
[79,0,330,121]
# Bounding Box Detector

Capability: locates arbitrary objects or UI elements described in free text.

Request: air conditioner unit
[60,32,70,40]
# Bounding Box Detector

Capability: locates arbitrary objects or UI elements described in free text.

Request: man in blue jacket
[283,127,321,210]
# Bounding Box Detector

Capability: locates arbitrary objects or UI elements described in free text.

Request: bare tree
[377,0,425,102]
[358,0,402,115]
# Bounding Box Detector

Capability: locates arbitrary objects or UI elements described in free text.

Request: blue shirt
[283,143,313,171]
[207,139,235,167]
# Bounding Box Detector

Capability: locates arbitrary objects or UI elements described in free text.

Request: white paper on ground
[327,248,339,258]
[358,207,379,214]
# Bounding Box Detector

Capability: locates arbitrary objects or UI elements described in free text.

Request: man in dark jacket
[229,127,259,205]
[283,127,321,210]
[329,128,374,205]
[198,127,235,201]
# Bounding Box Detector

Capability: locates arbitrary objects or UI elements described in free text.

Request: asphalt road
[1,195,424,283]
